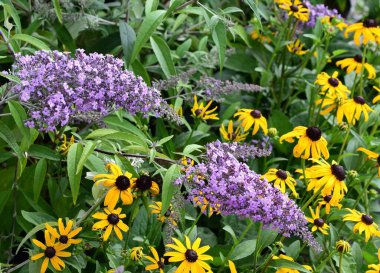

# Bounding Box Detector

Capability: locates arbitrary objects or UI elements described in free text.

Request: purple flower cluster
[302,0,341,28]
[177,140,320,251]
[11,49,180,131]
[207,138,272,161]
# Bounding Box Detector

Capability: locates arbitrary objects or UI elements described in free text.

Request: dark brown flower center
[363,18,377,28]
[290,5,299,12]
[331,164,346,181]
[377,156,380,165]
[107,213,120,225]
[276,170,288,180]
[136,175,153,191]
[157,261,165,269]
[353,54,365,63]
[185,249,198,262]
[353,96,366,105]
[250,110,262,118]
[115,175,130,191]
[195,109,202,116]
[59,235,69,244]
[323,195,332,203]
[337,244,346,252]
[314,218,325,227]
[227,132,237,140]
[44,246,56,258]
[164,209,172,217]
[328,77,339,87]
[361,214,374,225]
[306,126,322,141]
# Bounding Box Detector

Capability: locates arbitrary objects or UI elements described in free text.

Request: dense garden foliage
[1,0,380,272]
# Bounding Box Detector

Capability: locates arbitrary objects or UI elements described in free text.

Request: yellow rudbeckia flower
[191,95,219,121]
[261,168,298,197]
[345,18,380,46]
[145,246,165,273]
[234,109,268,135]
[287,39,308,55]
[343,209,380,242]
[306,206,329,235]
[45,218,82,246]
[357,147,380,177]
[278,0,309,22]
[336,55,376,79]
[92,207,129,241]
[220,120,248,142]
[373,86,380,104]
[315,71,350,98]
[339,96,373,124]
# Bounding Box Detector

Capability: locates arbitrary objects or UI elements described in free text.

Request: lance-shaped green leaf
[150,35,176,78]
[11,33,50,50]
[67,143,83,205]
[33,158,47,202]
[161,164,180,214]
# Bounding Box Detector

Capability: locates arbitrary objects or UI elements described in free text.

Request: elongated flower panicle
[302,0,340,28]
[10,49,179,131]
[176,140,320,251]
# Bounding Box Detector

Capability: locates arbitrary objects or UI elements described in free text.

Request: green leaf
[131,59,151,85]
[161,164,180,214]
[21,211,56,226]
[2,3,22,32]
[230,239,256,260]
[130,10,166,64]
[76,141,97,175]
[166,0,186,16]
[28,144,60,161]
[33,158,47,202]
[52,0,62,24]
[270,259,312,272]
[52,21,76,53]
[150,35,176,78]
[243,0,262,28]
[0,71,20,83]
[212,21,227,71]
[0,120,22,157]
[11,33,50,50]
[8,100,30,141]
[67,143,83,205]
[223,225,237,244]
[119,21,136,66]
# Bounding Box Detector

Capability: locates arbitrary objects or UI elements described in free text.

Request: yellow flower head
[357,147,380,177]
[343,209,380,242]
[345,18,380,46]
[373,86,380,104]
[278,0,309,22]
[261,168,298,197]
[92,207,129,241]
[315,93,347,119]
[191,95,219,121]
[318,194,342,214]
[220,120,248,142]
[339,96,373,124]
[272,254,313,273]
[315,71,350,98]
[31,230,71,273]
[164,236,213,273]
[93,162,135,210]
[130,246,144,262]
[234,108,268,135]
[279,126,329,159]
[336,240,350,253]
[149,201,177,226]
[336,55,376,79]
[45,218,82,246]
[131,175,160,197]
[287,39,308,55]
[321,16,347,31]
[145,246,165,273]
[306,206,329,235]
[57,134,75,155]
[297,159,347,203]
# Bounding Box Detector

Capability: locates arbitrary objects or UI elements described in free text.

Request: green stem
[75,191,107,227]
[253,222,263,270]
[339,253,343,273]
[186,212,202,236]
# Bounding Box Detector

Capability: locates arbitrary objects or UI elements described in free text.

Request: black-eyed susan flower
[318,194,342,214]
[336,55,376,79]
[357,147,380,177]
[345,18,380,46]
[261,168,298,197]
[272,254,313,273]
[343,209,380,242]
[57,134,75,155]
[164,236,213,273]
[220,120,248,142]
[92,207,129,241]
[339,96,373,124]
[315,93,346,119]
[336,240,350,253]
[366,249,380,273]
[287,39,308,55]
[31,230,71,273]
[297,159,347,203]
[149,201,177,226]
[145,246,165,273]
[279,126,329,159]
[130,247,144,261]
[93,162,135,210]
[234,108,268,135]
[191,95,219,121]
[278,0,309,22]
[373,86,380,104]
[315,71,350,98]
[321,16,347,31]
[45,218,82,246]
[306,206,329,235]
[132,175,160,196]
